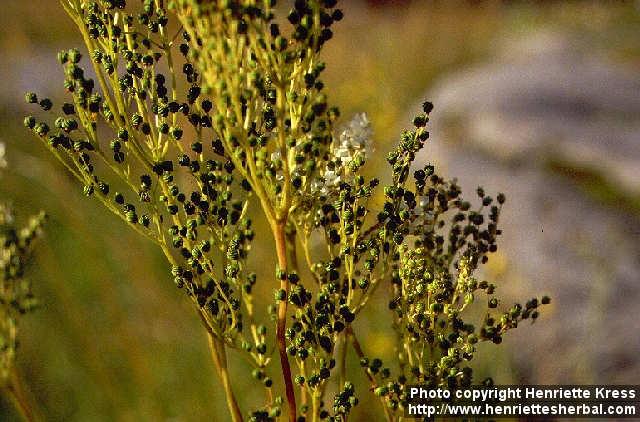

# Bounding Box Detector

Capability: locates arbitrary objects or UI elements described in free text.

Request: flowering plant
[24,1,548,421]
[0,143,46,421]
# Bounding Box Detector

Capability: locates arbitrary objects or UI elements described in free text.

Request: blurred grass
[0,1,638,420]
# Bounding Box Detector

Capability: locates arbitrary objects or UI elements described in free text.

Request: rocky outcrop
[418,31,640,383]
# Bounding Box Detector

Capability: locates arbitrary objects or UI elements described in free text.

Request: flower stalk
[2,369,38,422]
[208,334,243,422]
[272,220,297,422]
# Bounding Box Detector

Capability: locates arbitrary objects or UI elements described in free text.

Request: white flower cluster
[334,112,372,164]
[270,150,285,181]
[312,113,373,195]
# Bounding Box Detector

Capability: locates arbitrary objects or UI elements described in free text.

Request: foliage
[24,1,548,421]
[0,143,46,421]
[0,204,44,386]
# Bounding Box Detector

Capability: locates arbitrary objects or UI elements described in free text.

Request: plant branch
[208,334,243,422]
[3,368,38,422]
[346,326,394,422]
[273,221,297,422]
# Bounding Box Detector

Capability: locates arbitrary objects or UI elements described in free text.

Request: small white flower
[310,179,323,193]
[340,113,372,151]
[310,113,373,197]
[334,146,352,164]
[324,170,339,187]
[337,112,372,163]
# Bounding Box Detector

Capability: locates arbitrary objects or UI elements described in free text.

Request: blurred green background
[0,1,639,420]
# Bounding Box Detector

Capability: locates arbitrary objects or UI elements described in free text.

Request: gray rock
[427,30,640,194]
[417,31,640,383]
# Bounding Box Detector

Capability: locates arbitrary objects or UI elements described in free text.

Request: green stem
[273,221,297,422]
[311,392,321,422]
[3,369,38,422]
[336,333,347,390]
[207,334,243,422]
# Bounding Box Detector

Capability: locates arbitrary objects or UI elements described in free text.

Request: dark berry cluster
[0,205,46,383]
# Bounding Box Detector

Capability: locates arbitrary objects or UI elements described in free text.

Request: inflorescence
[0,145,46,388]
[24,1,548,421]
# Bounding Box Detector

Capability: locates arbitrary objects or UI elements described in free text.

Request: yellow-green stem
[336,333,347,390]
[311,392,321,422]
[3,369,37,422]
[273,221,297,422]
[207,334,243,422]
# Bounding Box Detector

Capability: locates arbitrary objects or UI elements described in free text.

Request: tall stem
[311,392,321,422]
[273,221,297,422]
[207,334,243,422]
[336,333,347,389]
[3,369,37,422]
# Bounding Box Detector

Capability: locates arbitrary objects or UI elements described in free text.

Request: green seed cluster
[172,0,345,223]
[25,1,264,347]
[0,204,46,385]
[340,102,551,412]
[24,1,549,421]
